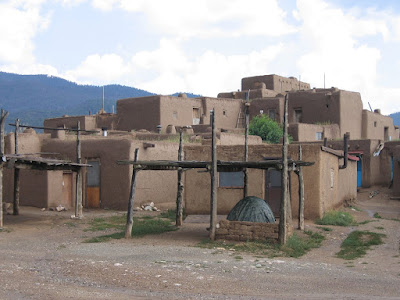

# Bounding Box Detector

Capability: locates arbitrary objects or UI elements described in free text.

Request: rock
[144,206,153,211]
[133,207,141,211]
[2,202,11,212]
[40,208,46,211]
[114,263,123,267]
[152,206,158,211]
[56,205,66,212]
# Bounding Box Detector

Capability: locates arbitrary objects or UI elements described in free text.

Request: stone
[144,206,153,211]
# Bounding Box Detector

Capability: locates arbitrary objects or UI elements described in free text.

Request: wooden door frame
[85,158,101,208]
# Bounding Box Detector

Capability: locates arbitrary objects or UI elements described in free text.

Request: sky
[1,0,400,114]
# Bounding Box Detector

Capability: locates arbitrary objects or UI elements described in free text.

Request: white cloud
[294,0,398,113]
[64,53,131,84]
[88,0,295,38]
[130,39,284,96]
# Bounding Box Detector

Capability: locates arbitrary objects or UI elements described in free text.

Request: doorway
[265,169,282,216]
[86,160,101,208]
[62,172,73,209]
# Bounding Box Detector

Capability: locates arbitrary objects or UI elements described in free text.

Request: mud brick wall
[216,220,280,242]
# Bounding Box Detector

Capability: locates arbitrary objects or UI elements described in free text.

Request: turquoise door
[357,157,362,187]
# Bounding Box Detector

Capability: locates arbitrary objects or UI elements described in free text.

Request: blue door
[357,157,362,187]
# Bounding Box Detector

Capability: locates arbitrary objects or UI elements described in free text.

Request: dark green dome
[227,196,276,223]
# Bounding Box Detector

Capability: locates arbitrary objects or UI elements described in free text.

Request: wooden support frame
[13,119,20,215]
[295,145,305,230]
[210,109,217,241]
[279,94,290,245]
[0,109,9,228]
[74,121,83,219]
[176,131,184,227]
[243,91,250,198]
[125,148,139,238]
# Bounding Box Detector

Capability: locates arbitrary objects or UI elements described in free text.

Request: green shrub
[315,211,355,226]
[249,115,285,144]
[336,231,385,260]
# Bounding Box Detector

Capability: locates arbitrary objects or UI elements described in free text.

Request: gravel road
[0,188,399,299]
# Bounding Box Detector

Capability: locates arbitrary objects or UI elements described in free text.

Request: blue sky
[1,0,400,114]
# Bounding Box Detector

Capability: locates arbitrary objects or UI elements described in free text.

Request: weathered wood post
[297,145,305,230]
[279,94,290,245]
[209,109,218,240]
[13,119,20,215]
[0,109,9,228]
[176,130,184,226]
[74,121,83,218]
[243,91,250,198]
[125,148,139,238]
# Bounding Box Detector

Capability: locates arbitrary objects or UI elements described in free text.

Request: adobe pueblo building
[3,74,398,220]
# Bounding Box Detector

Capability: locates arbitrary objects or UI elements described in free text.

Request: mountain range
[0,72,200,132]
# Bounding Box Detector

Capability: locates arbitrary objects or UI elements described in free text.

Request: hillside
[0,72,201,132]
[389,112,400,128]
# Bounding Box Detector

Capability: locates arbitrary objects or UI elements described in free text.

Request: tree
[249,115,284,144]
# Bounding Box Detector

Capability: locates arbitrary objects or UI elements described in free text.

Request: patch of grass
[374,226,384,230]
[373,213,382,219]
[234,255,243,260]
[315,211,355,226]
[83,215,177,243]
[160,209,186,222]
[336,231,386,260]
[281,231,325,258]
[357,220,376,225]
[0,227,11,233]
[389,218,400,222]
[64,222,78,228]
[317,226,333,232]
[197,231,324,258]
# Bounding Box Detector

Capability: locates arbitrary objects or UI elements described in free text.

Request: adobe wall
[338,90,363,139]
[248,97,284,124]
[242,75,310,93]
[159,96,203,129]
[200,97,243,129]
[184,144,324,219]
[287,89,341,127]
[288,123,340,142]
[216,220,280,242]
[219,132,262,145]
[116,96,161,132]
[362,110,398,141]
[44,115,96,132]
[95,113,118,130]
[46,171,65,208]
[328,139,384,187]
[218,88,278,100]
[337,160,357,205]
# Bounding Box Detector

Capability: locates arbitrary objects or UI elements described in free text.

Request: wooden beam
[176,131,184,227]
[297,145,305,230]
[125,148,139,238]
[74,121,83,219]
[209,109,217,241]
[0,109,9,228]
[279,94,289,245]
[243,92,250,198]
[13,119,20,216]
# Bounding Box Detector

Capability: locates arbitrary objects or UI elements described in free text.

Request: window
[219,172,244,188]
[173,111,178,120]
[384,126,389,141]
[192,108,200,125]
[268,109,276,121]
[294,108,303,123]
[374,121,377,127]
[316,132,323,140]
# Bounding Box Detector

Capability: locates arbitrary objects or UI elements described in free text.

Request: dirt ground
[0,187,399,300]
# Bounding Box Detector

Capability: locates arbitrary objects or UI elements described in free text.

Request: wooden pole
[0,109,9,228]
[297,145,305,230]
[209,109,217,240]
[74,121,83,218]
[243,91,250,198]
[125,148,139,238]
[13,119,20,216]
[279,94,289,245]
[176,131,184,226]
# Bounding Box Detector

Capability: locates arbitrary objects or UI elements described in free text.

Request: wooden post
[74,121,83,218]
[176,131,184,226]
[297,145,305,230]
[243,91,250,198]
[279,94,289,245]
[125,148,139,238]
[209,109,217,240]
[13,119,20,216]
[0,109,9,228]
